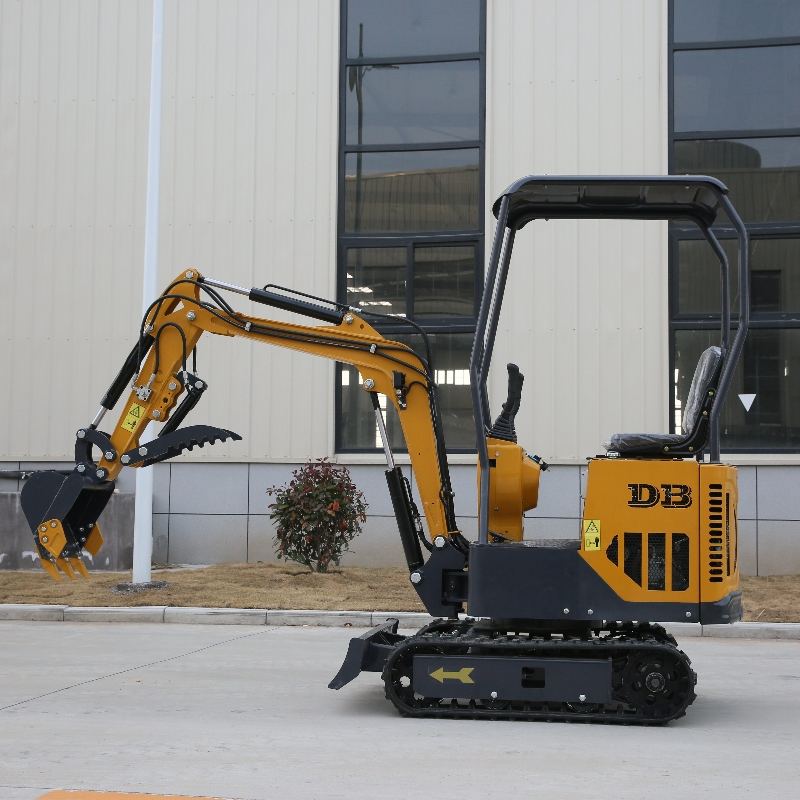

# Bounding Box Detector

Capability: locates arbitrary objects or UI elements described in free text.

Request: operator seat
[604,346,723,458]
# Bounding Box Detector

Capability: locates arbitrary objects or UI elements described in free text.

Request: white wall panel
[1,0,339,462]
[485,0,668,463]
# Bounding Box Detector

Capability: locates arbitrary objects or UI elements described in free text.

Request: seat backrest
[682,346,723,436]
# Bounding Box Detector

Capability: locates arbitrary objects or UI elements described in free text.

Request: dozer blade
[328,619,406,690]
[21,470,114,579]
[121,424,242,467]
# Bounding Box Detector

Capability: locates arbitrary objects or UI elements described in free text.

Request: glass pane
[674,0,800,43]
[677,237,800,315]
[674,47,800,132]
[346,61,480,145]
[344,150,480,233]
[338,332,475,450]
[346,247,406,314]
[674,329,800,449]
[346,0,480,58]
[675,138,800,222]
[414,245,477,317]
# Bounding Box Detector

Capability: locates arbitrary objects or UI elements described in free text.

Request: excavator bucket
[20,470,113,579]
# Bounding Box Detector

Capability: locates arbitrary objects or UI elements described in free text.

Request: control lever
[488,363,524,442]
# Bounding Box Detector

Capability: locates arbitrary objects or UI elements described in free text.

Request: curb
[0,604,798,638]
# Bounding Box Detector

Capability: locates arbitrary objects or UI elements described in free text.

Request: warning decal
[122,403,144,432]
[583,519,601,551]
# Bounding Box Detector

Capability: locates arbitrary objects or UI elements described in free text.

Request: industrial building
[2,0,799,574]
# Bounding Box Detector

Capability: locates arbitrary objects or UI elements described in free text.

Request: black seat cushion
[604,346,723,456]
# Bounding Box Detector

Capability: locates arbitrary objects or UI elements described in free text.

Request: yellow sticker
[583,519,601,550]
[122,402,144,432]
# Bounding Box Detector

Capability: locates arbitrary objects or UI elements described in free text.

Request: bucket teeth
[84,524,104,556]
[55,557,76,579]
[69,557,90,578]
[40,560,62,582]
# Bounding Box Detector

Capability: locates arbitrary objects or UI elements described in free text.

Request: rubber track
[383,620,697,725]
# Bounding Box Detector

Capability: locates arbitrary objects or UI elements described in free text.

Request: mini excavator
[22,176,749,724]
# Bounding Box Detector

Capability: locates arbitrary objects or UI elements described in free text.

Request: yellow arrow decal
[430,666,475,684]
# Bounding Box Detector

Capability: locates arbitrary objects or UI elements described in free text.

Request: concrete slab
[703,622,800,640]
[0,603,66,621]
[266,609,373,627]
[370,611,433,628]
[63,606,166,623]
[163,607,267,625]
[1,623,799,800]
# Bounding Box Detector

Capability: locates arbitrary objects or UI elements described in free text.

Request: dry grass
[741,575,800,623]
[0,563,426,611]
[0,566,798,621]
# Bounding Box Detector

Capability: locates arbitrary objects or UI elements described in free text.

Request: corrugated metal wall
[0,0,339,462]
[485,0,669,462]
[1,0,668,466]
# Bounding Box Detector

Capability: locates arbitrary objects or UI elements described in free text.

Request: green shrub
[266,459,368,573]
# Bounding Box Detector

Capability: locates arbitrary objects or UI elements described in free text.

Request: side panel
[699,464,740,605]
[579,458,701,605]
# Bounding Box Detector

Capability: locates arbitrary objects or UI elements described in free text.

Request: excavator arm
[21,269,460,580]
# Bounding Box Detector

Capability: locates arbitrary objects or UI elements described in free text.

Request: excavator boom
[21,269,459,579]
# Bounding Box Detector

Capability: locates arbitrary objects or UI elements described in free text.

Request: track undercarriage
[334,618,697,725]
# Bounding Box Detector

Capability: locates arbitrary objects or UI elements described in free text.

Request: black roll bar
[472,176,750,544]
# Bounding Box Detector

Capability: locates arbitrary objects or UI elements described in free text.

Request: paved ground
[1,622,799,800]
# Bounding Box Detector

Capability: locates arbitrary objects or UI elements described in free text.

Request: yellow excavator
[21,176,749,724]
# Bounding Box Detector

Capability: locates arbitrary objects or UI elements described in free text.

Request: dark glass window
[413,245,477,318]
[671,4,800,451]
[674,329,800,449]
[673,0,800,44]
[343,150,480,233]
[345,61,480,145]
[337,1,484,452]
[677,238,800,316]
[346,0,480,58]
[674,138,800,223]
[674,46,800,133]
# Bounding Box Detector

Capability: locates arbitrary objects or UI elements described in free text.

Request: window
[336,0,485,452]
[670,1,800,451]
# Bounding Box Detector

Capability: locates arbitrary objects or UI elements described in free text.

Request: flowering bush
[266,459,368,573]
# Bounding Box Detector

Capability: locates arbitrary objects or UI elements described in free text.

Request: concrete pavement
[1,621,799,800]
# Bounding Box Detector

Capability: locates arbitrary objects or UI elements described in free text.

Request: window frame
[335,0,487,454]
[669,1,800,452]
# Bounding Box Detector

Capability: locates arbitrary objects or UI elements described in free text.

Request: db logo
[627,483,692,509]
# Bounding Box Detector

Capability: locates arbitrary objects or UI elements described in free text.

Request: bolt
[490,691,498,700]
[41,536,49,544]
[434,536,446,549]
[579,694,587,702]
[168,382,177,391]
[40,526,47,533]
[587,609,594,615]
[344,314,354,324]
[410,571,422,585]
[152,410,161,419]
[77,429,86,439]
[195,380,204,389]
[139,446,148,456]
[104,450,114,461]
[685,611,692,618]
[51,521,57,528]
[96,469,105,479]
[121,454,131,465]
[563,608,570,614]
[363,378,375,390]
[77,464,86,473]
[187,311,197,321]
[185,270,195,279]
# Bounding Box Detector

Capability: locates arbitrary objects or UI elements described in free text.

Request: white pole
[132,0,165,584]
